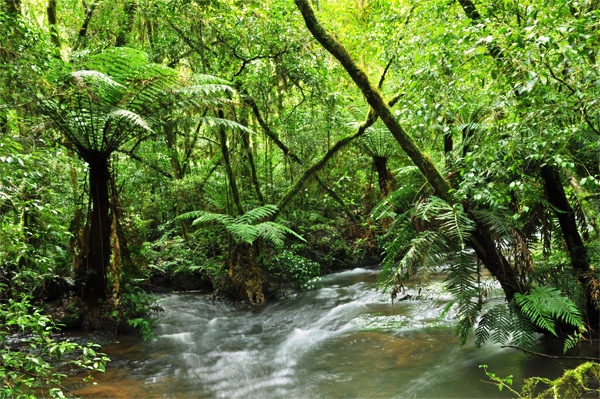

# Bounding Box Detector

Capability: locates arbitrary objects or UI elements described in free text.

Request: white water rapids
[72,267,585,398]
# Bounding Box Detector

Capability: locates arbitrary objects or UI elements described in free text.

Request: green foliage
[119,285,162,340]
[475,302,537,349]
[481,362,600,399]
[514,286,584,338]
[379,195,482,344]
[0,289,109,398]
[40,47,247,163]
[267,249,322,291]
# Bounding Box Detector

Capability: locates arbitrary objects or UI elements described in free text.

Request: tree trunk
[241,129,265,205]
[218,110,243,215]
[373,156,396,199]
[80,153,111,307]
[115,1,137,47]
[4,0,21,14]
[73,1,96,52]
[295,0,452,203]
[455,0,594,310]
[540,165,590,273]
[47,0,60,50]
[164,123,183,180]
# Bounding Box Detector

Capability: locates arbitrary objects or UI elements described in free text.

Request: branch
[315,175,359,224]
[282,81,306,123]
[274,109,378,218]
[544,62,600,136]
[501,345,600,362]
[117,150,173,179]
[241,82,402,219]
[377,4,417,90]
[214,31,289,78]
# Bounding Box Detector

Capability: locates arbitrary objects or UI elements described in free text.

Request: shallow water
[71,267,592,398]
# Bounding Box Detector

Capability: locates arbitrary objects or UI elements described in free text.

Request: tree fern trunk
[80,153,111,308]
[164,123,183,180]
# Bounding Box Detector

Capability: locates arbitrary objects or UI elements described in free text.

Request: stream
[71,267,587,398]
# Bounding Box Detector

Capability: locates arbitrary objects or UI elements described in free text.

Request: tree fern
[177,205,304,247]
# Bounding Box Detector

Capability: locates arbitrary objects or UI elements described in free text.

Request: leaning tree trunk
[78,152,111,308]
[295,0,525,301]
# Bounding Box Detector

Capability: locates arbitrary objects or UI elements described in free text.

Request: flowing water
[71,267,589,398]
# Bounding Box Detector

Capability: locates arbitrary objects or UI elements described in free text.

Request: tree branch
[117,150,173,179]
[501,345,600,362]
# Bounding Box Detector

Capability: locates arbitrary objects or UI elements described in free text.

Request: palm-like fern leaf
[191,212,235,227]
[514,286,583,336]
[235,204,278,224]
[256,221,306,247]
[226,223,259,244]
[475,302,538,348]
[201,116,255,134]
[107,108,154,134]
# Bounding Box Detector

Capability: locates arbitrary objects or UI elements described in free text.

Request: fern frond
[445,250,482,344]
[256,221,306,247]
[107,108,154,133]
[71,70,126,92]
[415,197,474,247]
[226,223,259,244]
[475,302,538,348]
[235,205,278,225]
[192,74,233,86]
[175,210,207,221]
[514,286,583,336]
[201,116,255,134]
[176,210,235,226]
[470,208,512,237]
[382,229,447,288]
[509,307,538,349]
[175,84,235,97]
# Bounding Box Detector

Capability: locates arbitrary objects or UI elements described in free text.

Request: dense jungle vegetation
[1,0,599,397]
